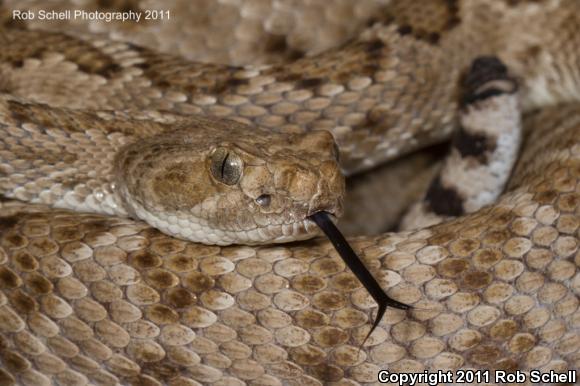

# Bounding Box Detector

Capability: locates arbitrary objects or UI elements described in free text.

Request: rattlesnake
[0,1,578,385]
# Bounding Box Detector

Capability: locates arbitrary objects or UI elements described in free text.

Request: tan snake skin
[0,0,579,385]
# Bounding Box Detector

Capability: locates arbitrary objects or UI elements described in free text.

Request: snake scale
[0,0,578,385]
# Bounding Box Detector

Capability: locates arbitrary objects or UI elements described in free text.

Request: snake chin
[121,192,327,245]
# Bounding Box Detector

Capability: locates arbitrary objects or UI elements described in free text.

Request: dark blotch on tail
[454,127,497,163]
[425,176,465,216]
[461,56,516,106]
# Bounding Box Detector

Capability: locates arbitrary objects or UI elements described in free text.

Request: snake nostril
[256,194,271,207]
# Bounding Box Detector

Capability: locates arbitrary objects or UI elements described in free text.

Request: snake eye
[210,147,243,185]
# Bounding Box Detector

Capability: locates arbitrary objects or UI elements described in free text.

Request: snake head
[114,117,344,245]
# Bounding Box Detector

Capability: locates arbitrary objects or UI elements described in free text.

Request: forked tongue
[309,211,411,345]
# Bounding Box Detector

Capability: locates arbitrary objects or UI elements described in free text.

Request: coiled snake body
[0,1,578,385]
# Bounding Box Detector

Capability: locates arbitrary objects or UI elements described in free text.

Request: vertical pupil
[221,152,230,178]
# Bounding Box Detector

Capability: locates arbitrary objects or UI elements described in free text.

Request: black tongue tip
[308,211,411,342]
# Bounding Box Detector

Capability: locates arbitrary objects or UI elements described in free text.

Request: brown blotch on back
[462,271,492,289]
[25,272,54,295]
[295,77,326,89]
[149,239,186,256]
[311,257,344,276]
[80,220,111,234]
[2,46,43,68]
[183,272,215,292]
[8,100,65,129]
[437,257,469,277]
[473,248,502,268]
[145,304,179,324]
[289,345,326,366]
[132,45,241,94]
[1,30,121,76]
[459,331,482,349]
[291,275,326,294]
[266,37,389,88]
[53,226,84,242]
[164,254,196,272]
[313,292,346,310]
[332,273,361,291]
[295,309,329,329]
[489,209,516,227]
[165,287,197,309]
[1,350,30,373]
[222,77,250,88]
[315,327,349,347]
[450,238,480,256]
[13,251,39,272]
[129,251,163,269]
[557,192,579,212]
[309,363,344,382]
[0,267,21,289]
[534,190,558,204]
[490,319,518,340]
[469,344,503,365]
[145,269,179,289]
[2,232,27,249]
[28,238,59,257]
[509,334,535,353]
[482,229,511,245]
[8,289,38,314]
[6,99,151,137]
